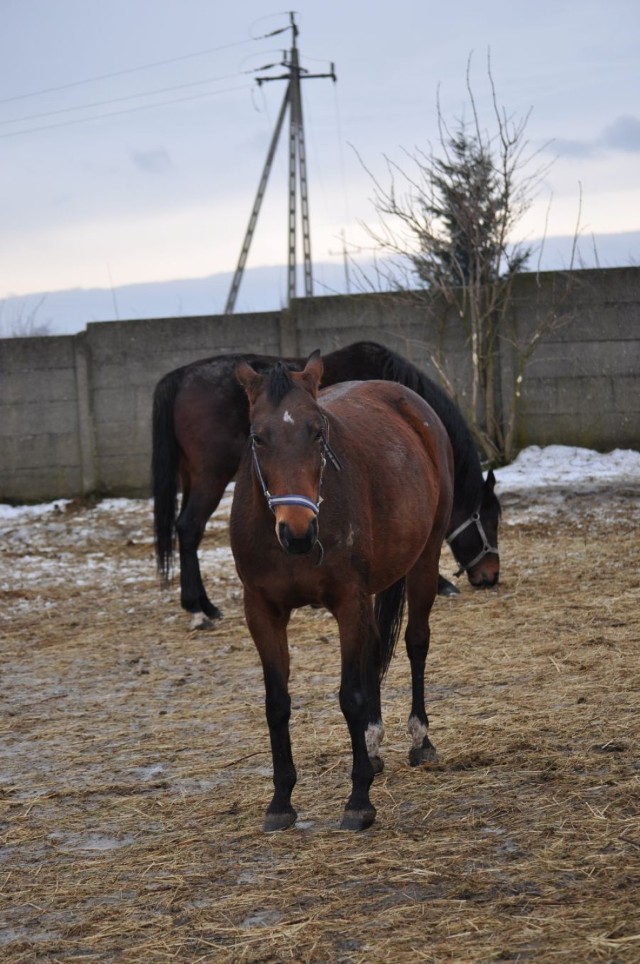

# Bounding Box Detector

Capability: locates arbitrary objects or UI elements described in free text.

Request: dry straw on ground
[1,486,639,961]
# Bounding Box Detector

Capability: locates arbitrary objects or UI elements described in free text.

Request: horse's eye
[313,429,324,443]
[251,433,265,447]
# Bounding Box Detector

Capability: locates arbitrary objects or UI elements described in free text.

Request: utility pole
[224,13,336,315]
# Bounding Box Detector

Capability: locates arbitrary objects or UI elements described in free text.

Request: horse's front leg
[176,483,226,626]
[404,562,439,766]
[244,591,297,831]
[336,594,379,830]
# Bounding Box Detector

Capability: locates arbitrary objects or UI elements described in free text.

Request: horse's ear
[485,468,496,492]
[235,360,262,404]
[297,349,323,398]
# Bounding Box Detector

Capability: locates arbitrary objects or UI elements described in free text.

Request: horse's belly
[368,526,432,593]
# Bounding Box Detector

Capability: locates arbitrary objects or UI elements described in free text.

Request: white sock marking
[365,720,385,757]
[408,715,428,749]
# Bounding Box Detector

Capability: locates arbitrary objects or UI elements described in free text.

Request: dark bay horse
[230,352,454,831]
[152,341,500,625]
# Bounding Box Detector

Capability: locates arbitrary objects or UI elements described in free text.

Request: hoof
[438,576,460,597]
[340,806,376,831]
[409,738,438,767]
[369,754,384,775]
[189,613,213,630]
[263,808,297,832]
[189,608,223,630]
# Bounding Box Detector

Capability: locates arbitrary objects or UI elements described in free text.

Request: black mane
[324,341,489,511]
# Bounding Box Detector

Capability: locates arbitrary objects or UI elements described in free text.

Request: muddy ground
[1,484,639,961]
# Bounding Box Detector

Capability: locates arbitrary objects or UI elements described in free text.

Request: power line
[0,70,248,127]
[0,83,252,140]
[0,33,278,106]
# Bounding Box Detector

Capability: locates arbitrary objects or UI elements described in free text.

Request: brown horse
[152,341,500,626]
[229,352,454,831]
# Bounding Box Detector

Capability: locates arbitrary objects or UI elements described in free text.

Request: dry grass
[1,492,639,961]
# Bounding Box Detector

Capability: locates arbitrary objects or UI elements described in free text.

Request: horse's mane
[265,361,295,406]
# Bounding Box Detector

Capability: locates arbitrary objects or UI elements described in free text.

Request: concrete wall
[82,311,283,497]
[1,309,282,502]
[1,336,85,499]
[1,267,638,503]
[510,269,640,449]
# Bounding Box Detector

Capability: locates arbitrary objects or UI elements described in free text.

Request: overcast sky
[2,0,639,311]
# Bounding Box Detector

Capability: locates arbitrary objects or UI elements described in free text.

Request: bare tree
[359,55,579,463]
[0,296,52,338]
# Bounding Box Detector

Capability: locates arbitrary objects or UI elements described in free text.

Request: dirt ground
[1,483,639,962]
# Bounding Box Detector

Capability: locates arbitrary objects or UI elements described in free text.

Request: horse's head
[447,469,501,588]
[236,350,332,556]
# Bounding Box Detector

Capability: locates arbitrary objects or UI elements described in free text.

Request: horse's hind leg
[176,478,227,625]
[404,559,439,766]
[365,691,385,775]
[336,595,378,830]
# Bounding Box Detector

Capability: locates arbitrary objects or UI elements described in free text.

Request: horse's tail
[151,370,182,583]
[374,578,406,681]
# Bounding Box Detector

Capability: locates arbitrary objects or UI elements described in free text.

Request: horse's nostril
[473,572,499,589]
[277,521,291,549]
[277,519,317,555]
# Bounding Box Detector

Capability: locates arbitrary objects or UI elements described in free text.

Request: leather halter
[446,510,499,578]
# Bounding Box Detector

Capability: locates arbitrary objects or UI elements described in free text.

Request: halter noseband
[250,414,342,517]
[446,510,498,578]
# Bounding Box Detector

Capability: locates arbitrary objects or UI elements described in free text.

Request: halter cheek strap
[446,510,499,578]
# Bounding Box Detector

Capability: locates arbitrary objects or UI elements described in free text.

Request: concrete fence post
[279,307,299,357]
[73,335,99,495]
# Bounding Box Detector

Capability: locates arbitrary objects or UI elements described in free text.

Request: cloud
[553,138,597,159]
[131,148,172,174]
[553,115,640,159]
[600,115,640,152]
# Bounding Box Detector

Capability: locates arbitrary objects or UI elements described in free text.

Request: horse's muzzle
[277,518,318,555]
[467,554,500,588]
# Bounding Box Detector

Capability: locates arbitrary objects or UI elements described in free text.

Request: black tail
[374,578,406,681]
[151,371,182,583]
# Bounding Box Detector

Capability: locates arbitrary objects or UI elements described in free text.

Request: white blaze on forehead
[283,410,295,424]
